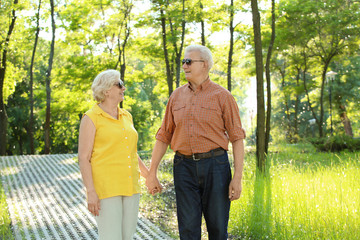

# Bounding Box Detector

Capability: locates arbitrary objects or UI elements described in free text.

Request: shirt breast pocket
[173,104,186,125]
[199,102,221,123]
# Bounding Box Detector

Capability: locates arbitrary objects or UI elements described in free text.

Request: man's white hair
[184,45,213,71]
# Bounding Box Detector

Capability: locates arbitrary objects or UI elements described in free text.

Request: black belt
[175,148,226,161]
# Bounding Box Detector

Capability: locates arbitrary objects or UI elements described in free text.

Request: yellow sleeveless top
[85,104,140,199]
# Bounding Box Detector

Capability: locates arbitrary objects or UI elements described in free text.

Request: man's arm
[146,140,169,195]
[228,139,245,201]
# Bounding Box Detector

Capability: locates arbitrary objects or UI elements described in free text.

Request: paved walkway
[0,154,172,240]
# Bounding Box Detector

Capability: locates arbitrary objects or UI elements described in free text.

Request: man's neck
[189,75,209,90]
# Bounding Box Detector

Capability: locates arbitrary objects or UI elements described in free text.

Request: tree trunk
[264,0,275,154]
[294,69,301,138]
[169,0,186,89]
[340,112,353,137]
[199,0,205,46]
[319,66,328,138]
[227,0,234,92]
[29,0,42,154]
[119,24,130,83]
[116,4,132,108]
[320,55,336,137]
[251,0,266,173]
[280,70,291,140]
[44,0,56,154]
[0,0,18,155]
[338,101,353,137]
[302,51,319,136]
[160,8,173,97]
[114,1,132,79]
[0,77,8,155]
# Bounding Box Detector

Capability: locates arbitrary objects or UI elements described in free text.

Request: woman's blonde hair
[91,69,121,102]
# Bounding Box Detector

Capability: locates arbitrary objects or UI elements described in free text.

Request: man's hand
[146,173,163,196]
[228,177,242,201]
[229,139,244,201]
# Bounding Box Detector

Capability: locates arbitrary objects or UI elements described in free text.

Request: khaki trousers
[95,194,140,240]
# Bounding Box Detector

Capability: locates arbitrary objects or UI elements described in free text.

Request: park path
[0,154,172,240]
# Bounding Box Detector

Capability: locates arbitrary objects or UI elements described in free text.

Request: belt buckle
[192,154,200,161]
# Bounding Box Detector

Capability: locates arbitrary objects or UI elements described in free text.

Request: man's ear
[204,61,208,70]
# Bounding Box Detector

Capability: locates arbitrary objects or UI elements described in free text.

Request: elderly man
[146,45,246,240]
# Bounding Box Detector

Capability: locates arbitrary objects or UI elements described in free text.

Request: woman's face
[105,80,126,103]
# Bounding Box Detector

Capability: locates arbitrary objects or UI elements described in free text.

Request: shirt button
[125,137,127,139]
[128,156,130,158]
[129,166,131,168]
[126,146,129,149]
[122,128,125,130]
[192,103,195,105]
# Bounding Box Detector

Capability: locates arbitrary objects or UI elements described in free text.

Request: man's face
[182,51,206,82]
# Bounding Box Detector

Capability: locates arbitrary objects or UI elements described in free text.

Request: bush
[309,135,360,152]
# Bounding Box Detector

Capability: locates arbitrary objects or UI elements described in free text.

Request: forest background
[1,0,360,156]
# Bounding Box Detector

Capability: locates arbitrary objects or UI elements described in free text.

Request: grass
[139,152,180,239]
[229,143,360,239]
[0,176,14,240]
[1,145,359,239]
[140,143,360,239]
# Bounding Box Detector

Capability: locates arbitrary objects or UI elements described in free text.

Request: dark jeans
[173,152,231,240]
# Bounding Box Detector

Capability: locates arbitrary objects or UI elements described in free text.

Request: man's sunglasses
[115,80,125,89]
[182,58,205,66]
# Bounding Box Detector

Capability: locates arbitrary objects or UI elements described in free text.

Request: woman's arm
[137,154,149,178]
[78,115,100,216]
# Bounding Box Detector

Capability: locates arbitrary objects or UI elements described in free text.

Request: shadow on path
[0,154,171,240]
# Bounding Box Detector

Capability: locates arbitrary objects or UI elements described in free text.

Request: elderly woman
[78,69,149,240]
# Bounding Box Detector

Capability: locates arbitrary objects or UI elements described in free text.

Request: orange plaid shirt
[156,79,246,155]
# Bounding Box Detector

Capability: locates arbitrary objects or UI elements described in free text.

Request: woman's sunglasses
[115,80,124,89]
[182,58,205,66]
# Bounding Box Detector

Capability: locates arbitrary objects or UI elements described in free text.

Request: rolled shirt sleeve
[222,93,246,143]
[155,96,175,144]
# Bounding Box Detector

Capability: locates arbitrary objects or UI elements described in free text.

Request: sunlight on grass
[140,156,179,239]
[229,147,360,239]
[0,179,14,240]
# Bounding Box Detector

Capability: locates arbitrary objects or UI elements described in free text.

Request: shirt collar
[187,77,211,92]
[93,103,125,119]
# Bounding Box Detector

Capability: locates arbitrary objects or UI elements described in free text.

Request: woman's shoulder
[119,108,133,120]
[83,104,100,122]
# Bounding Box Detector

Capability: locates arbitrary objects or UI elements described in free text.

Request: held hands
[146,173,163,196]
[87,189,101,216]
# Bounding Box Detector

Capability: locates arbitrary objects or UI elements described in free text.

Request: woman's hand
[87,189,101,216]
[146,174,163,195]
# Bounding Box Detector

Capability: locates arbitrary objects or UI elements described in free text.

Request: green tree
[251,0,266,172]
[264,0,276,154]
[29,0,42,154]
[44,0,56,154]
[278,0,360,137]
[0,0,19,155]
[329,55,360,136]
[150,0,186,95]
